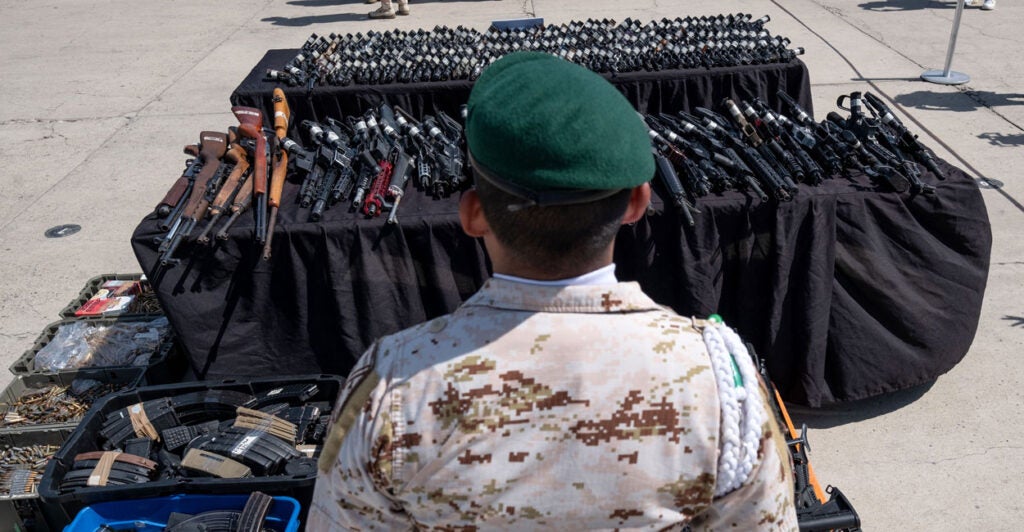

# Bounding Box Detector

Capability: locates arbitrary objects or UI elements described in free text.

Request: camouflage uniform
[309,279,798,530]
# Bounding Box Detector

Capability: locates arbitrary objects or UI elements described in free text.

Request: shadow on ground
[264,12,375,25]
[980,133,1024,147]
[858,0,957,11]
[784,379,936,429]
[268,0,503,25]
[894,89,1024,112]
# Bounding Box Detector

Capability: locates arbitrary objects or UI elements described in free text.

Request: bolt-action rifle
[159,132,228,266]
[263,87,292,261]
[195,143,250,245]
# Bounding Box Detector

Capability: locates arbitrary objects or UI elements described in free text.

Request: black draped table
[230,49,814,128]
[132,159,990,407]
[132,52,990,406]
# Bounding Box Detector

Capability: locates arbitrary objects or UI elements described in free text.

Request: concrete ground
[1,0,1021,529]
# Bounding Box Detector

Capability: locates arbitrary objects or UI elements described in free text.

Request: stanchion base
[921,69,970,85]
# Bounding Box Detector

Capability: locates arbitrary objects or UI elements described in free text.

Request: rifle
[693,107,793,201]
[653,113,757,196]
[215,176,254,241]
[309,120,354,222]
[263,87,292,261]
[653,150,697,226]
[159,132,228,266]
[195,143,250,245]
[726,97,803,189]
[837,92,935,194]
[392,106,437,191]
[746,343,862,531]
[862,92,944,179]
[155,148,203,221]
[422,114,467,196]
[386,150,414,224]
[670,112,769,201]
[748,98,826,185]
[232,106,269,244]
[826,111,911,193]
[645,116,713,198]
[775,91,851,175]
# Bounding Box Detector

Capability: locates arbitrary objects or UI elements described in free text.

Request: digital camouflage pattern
[309,279,797,530]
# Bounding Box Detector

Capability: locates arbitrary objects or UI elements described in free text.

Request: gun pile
[154,89,294,265]
[647,90,945,225]
[152,90,469,266]
[266,14,803,87]
[56,384,330,492]
[284,103,466,224]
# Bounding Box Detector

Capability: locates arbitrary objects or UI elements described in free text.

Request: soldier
[309,51,798,530]
[366,0,408,19]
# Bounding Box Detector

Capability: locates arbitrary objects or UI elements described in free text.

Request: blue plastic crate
[65,493,301,532]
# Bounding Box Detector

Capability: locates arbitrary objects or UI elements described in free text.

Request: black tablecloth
[230,49,814,130]
[132,160,990,407]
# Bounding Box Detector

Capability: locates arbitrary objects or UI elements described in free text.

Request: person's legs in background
[368,0,409,18]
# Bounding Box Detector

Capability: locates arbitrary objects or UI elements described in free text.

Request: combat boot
[397,1,410,15]
[368,5,395,18]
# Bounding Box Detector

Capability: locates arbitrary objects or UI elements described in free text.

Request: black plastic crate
[0,370,144,435]
[9,317,175,377]
[58,273,162,319]
[38,375,343,529]
[1,426,75,532]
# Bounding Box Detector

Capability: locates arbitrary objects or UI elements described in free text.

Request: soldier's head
[461,52,654,278]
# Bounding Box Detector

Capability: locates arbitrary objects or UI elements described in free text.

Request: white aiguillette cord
[699,316,766,497]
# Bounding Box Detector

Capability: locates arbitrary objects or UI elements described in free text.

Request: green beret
[466,52,654,204]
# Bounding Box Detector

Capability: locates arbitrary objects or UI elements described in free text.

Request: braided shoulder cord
[702,321,766,497]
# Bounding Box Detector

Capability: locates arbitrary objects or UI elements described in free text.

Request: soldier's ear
[459,189,491,238]
[621,183,651,225]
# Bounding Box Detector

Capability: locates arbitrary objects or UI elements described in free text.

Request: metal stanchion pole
[921,2,971,84]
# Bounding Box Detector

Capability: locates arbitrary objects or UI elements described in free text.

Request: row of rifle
[647,90,946,225]
[151,90,469,266]
[153,89,294,266]
[280,103,466,223]
[266,14,803,88]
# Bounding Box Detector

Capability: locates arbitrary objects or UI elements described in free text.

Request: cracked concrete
[1,0,1022,529]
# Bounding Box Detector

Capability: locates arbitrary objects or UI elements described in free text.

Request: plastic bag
[33,317,170,371]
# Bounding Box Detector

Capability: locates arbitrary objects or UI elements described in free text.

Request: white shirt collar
[492,263,618,287]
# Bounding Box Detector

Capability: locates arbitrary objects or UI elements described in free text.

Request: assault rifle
[747,98,826,185]
[659,112,769,201]
[775,91,856,175]
[837,92,935,194]
[723,98,801,191]
[747,343,862,531]
[862,92,944,179]
[692,107,793,201]
[644,116,713,198]
[825,111,911,193]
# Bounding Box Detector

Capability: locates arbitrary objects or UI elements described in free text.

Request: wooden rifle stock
[263,90,292,261]
[156,145,201,215]
[232,107,267,195]
[194,144,252,245]
[180,132,228,221]
[273,88,290,140]
[210,145,250,217]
